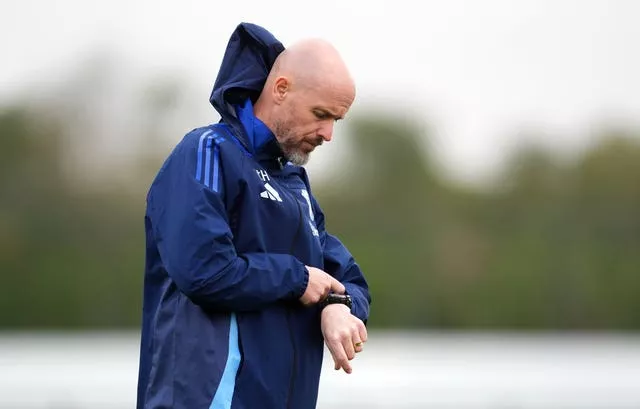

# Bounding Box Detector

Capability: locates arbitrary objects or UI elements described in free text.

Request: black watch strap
[320,293,352,310]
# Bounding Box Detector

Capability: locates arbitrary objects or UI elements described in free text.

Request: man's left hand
[321,304,367,374]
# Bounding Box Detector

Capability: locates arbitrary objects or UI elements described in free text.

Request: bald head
[267,38,355,94]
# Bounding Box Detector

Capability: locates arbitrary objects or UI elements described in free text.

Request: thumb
[330,277,346,294]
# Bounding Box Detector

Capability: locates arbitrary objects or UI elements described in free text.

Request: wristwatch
[320,293,352,310]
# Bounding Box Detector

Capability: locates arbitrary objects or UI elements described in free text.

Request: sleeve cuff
[292,262,309,299]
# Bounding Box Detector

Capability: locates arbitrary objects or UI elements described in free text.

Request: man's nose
[318,121,334,142]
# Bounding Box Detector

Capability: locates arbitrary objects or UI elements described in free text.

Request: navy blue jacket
[137,23,371,409]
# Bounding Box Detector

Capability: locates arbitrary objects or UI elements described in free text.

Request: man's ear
[273,76,289,105]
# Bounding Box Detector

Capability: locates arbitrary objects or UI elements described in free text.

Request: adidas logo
[260,183,283,202]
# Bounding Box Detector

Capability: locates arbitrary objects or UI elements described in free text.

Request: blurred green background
[2,60,638,332]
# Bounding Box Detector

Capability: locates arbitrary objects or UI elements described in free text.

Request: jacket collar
[234,98,288,169]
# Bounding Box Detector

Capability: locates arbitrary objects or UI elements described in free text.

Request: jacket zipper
[285,198,303,409]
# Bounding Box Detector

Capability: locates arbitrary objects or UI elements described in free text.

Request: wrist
[321,303,351,314]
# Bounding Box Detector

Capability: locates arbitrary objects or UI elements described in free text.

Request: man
[137,22,371,409]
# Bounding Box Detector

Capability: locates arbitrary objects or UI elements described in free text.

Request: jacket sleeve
[147,131,309,312]
[310,194,371,323]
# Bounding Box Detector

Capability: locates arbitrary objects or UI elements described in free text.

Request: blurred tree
[0,105,144,328]
[316,118,640,330]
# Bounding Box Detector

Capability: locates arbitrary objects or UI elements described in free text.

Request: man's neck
[252,99,277,136]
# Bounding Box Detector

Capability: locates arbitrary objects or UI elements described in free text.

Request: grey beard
[283,147,309,166]
[273,121,310,166]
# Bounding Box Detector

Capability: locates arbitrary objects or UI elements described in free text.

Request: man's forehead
[309,78,354,100]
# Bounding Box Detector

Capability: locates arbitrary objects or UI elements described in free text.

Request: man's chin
[287,150,310,166]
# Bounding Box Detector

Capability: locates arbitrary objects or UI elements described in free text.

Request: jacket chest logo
[254,168,319,237]
[256,169,283,202]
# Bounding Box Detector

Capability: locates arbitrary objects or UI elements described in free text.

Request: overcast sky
[2,0,639,185]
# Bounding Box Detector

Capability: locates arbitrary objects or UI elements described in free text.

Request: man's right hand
[299,266,345,305]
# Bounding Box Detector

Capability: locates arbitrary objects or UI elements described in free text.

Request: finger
[333,349,350,373]
[328,338,351,373]
[357,321,368,343]
[342,336,356,361]
[330,277,346,294]
[335,350,352,374]
[321,284,332,300]
[352,329,364,353]
[327,344,341,370]
[341,359,353,374]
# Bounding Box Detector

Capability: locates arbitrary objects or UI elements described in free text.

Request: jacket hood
[209,23,285,150]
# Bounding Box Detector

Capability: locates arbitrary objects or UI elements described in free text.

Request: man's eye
[314,111,328,119]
